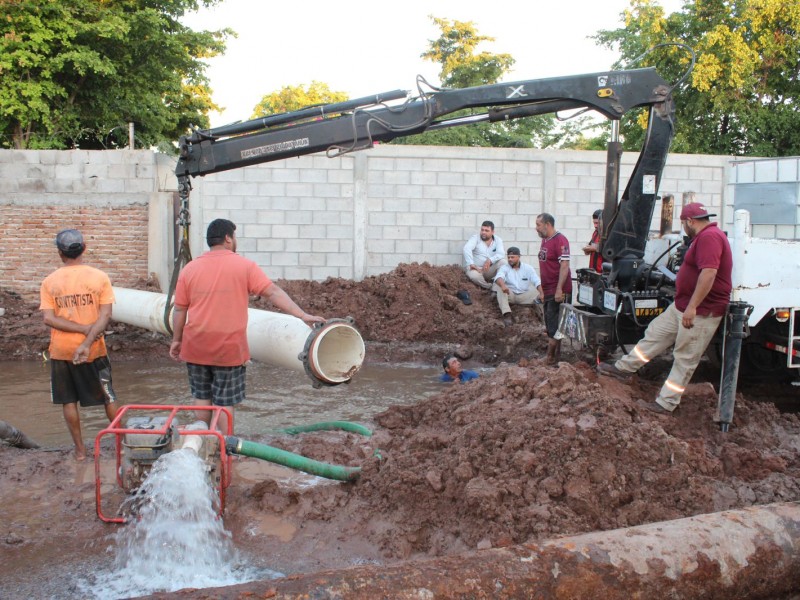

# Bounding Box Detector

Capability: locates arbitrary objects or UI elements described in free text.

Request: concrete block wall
[1,146,730,300]
[191,145,729,281]
[0,150,173,300]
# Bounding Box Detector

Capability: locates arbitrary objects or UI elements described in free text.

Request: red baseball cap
[680,202,716,220]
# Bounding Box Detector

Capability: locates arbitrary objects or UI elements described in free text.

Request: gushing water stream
[82,449,278,598]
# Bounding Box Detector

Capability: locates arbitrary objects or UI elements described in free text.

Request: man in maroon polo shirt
[535,213,573,365]
[597,202,732,415]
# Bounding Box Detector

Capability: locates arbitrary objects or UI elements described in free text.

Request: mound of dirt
[247,359,800,560]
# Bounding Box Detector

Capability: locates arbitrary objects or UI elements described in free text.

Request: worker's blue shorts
[185,363,246,407]
[50,356,116,407]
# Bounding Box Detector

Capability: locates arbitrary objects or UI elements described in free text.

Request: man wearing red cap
[597,202,732,415]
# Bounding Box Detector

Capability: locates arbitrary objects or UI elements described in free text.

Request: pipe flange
[299,317,362,389]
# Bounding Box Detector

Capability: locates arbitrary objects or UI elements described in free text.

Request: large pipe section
[146,502,800,599]
[110,287,364,388]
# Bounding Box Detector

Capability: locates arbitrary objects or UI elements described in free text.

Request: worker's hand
[482,259,492,272]
[582,244,595,255]
[169,340,182,361]
[301,313,326,327]
[682,307,696,329]
[72,343,90,364]
[555,290,564,303]
[469,264,480,272]
[500,286,509,295]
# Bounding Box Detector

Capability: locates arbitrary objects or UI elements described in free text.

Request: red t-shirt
[588,229,603,273]
[674,223,732,317]
[538,232,572,297]
[174,250,272,366]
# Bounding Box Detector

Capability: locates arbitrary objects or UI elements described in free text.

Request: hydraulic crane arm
[175,67,676,265]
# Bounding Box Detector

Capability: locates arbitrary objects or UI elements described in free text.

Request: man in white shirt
[463,220,507,290]
[493,247,543,327]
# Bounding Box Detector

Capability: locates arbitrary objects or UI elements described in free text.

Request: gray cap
[56,229,85,252]
[507,246,521,256]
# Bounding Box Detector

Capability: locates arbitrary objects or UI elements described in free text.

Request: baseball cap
[507,246,521,256]
[55,229,85,252]
[680,202,716,220]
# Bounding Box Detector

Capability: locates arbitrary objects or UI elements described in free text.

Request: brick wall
[1,205,149,300]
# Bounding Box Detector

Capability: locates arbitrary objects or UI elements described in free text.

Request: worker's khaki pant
[615,302,722,412]
[465,260,507,289]
[492,284,539,315]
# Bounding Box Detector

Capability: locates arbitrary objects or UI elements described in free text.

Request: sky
[181,0,684,129]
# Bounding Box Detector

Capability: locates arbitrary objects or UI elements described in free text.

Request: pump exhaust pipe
[110,287,365,388]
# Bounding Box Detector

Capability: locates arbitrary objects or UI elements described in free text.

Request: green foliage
[0,0,230,149]
[594,0,800,156]
[393,16,556,149]
[251,81,349,118]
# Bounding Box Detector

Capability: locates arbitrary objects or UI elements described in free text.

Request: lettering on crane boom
[242,138,310,160]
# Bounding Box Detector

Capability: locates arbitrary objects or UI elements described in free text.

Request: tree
[393,17,556,149]
[0,0,230,150]
[251,81,349,119]
[594,0,800,156]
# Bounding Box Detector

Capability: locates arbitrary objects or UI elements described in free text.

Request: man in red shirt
[169,219,324,433]
[597,202,732,415]
[535,213,573,365]
[582,209,604,273]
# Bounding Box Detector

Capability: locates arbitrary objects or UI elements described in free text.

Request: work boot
[636,398,673,415]
[502,314,513,327]
[596,361,633,381]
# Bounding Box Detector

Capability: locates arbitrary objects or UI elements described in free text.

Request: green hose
[225,436,361,482]
[279,421,372,437]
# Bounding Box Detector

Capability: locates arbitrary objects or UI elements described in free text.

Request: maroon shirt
[538,232,572,297]
[674,222,732,316]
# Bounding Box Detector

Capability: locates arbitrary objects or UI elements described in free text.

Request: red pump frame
[94,404,233,524]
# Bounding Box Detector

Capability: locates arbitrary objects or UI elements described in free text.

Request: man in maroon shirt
[597,202,732,415]
[536,213,573,365]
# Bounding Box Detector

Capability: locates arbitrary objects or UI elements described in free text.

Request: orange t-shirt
[39,264,115,361]
[174,249,272,367]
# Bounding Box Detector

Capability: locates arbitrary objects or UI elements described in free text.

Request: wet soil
[2,263,800,598]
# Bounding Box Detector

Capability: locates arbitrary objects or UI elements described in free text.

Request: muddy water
[0,361,447,448]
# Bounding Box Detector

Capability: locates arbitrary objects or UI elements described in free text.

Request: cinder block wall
[1,146,730,300]
[0,150,171,300]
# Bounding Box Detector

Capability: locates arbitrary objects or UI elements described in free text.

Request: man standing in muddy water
[169,218,324,433]
[536,213,572,365]
[463,220,507,291]
[40,229,118,461]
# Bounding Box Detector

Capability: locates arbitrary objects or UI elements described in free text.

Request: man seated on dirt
[596,202,732,415]
[463,220,507,291]
[440,354,479,383]
[492,247,543,327]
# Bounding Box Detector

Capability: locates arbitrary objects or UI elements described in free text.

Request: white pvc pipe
[111,287,365,386]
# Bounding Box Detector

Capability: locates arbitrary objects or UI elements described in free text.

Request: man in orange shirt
[40,229,118,460]
[169,219,324,433]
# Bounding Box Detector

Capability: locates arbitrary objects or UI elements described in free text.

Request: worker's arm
[169,305,188,360]
[463,236,479,271]
[262,283,325,327]
[495,277,509,294]
[681,268,717,329]
[42,309,91,337]
[555,259,570,302]
[72,303,113,364]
